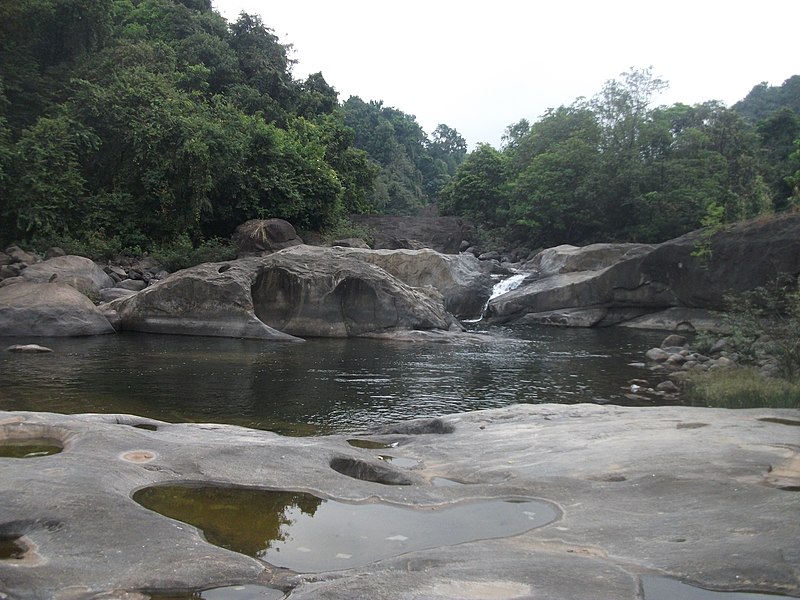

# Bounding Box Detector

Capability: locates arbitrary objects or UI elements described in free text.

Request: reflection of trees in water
[133,485,323,557]
[2,327,671,429]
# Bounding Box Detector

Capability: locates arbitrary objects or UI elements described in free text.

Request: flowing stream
[463,272,529,322]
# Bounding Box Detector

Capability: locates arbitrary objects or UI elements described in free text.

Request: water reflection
[0,326,670,433]
[133,485,558,572]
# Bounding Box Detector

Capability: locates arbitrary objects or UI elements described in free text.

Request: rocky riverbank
[1,404,798,599]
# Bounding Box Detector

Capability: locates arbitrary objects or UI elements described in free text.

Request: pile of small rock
[99,257,169,302]
[0,245,169,303]
[644,333,738,385]
[0,245,53,284]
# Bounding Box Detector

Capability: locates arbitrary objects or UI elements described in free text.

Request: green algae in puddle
[0,440,62,458]
[0,536,25,560]
[133,485,559,573]
[346,439,396,449]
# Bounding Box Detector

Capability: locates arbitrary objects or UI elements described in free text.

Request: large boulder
[332,247,494,318]
[349,215,473,254]
[110,246,456,339]
[524,243,655,277]
[486,249,675,324]
[0,282,115,336]
[20,255,114,298]
[232,218,303,257]
[640,212,800,308]
[487,215,800,329]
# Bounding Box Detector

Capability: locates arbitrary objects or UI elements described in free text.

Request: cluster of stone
[645,333,738,383]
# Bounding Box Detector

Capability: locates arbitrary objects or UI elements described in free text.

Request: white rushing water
[464,272,529,323]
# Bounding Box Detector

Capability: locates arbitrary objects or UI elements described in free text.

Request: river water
[0,325,674,435]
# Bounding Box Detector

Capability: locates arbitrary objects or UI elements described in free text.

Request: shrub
[722,275,800,381]
[685,368,800,409]
[152,235,236,272]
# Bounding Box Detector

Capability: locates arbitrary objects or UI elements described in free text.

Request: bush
[319,219,375,247]
[152,235,236,272]
[685,368,800,409]
[722,275,800,381]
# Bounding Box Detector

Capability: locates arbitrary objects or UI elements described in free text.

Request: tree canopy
[1,6,797,258]
[0,0,464,257]
[440,68,799,248]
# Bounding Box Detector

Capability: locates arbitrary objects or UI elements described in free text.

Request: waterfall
[464,273,529,323]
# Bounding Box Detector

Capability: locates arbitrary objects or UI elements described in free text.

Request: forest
[1,0,798,259]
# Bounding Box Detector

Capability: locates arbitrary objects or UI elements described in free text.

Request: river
[0,325,675,435]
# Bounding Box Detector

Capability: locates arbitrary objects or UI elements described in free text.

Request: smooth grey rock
[4,245,39,264]
[116,279,147,292]
[0,263,23,279]
[333,247,494,318]
[98,287,137,303]
[617,307,726,332]
[645,347,670,362]
[656,379,680,393]
[5,344,53,353]
[515,307,609,327]
[21,255,114,294]
[486,253,676,324]
[641,212,800,309]
[0,404,797,599]
[0,276,24,289]
[233,218,303,257]
[44,247,66,259]
[110,246,457,340]
[0,282,115,336]
[524,243,655,277]
[661,334,688,348]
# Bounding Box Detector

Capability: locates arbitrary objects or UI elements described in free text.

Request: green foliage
[445,68,785,247]
[319,219,375,247]
[690,201,726,265]
[685,368,800,409]
[0,0,379,256]
[341,96,466,214]
[152,235,236,272]
[721,277,800,382]
[439,144,508,228]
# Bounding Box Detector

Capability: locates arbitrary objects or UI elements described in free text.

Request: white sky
[212,0,800,148]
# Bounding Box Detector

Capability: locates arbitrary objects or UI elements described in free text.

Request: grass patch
[685,368,800,409]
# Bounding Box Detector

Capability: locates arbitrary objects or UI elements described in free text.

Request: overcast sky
[212,0,799,148]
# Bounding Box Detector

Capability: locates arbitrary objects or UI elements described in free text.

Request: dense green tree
[439,144,508,228]
[444,68,781,247]
[341,96,466,214]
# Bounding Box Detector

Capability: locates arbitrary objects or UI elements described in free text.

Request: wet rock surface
[0,404,797,599]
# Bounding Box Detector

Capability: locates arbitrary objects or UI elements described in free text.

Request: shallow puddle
[346,439,396,449]
[642,575,792,599]
[148,584,284,600]
[0,535,26,560]
[0,440,62,458]
[133,485,559,572]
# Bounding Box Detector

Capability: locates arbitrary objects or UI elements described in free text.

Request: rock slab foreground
[0,404,798,599]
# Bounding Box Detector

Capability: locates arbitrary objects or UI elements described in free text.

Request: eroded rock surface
[109,245,457,339]
[0,405,797,599]
[331,247,494,318]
